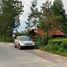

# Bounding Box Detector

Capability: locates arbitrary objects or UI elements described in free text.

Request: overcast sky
[18,0,67,32]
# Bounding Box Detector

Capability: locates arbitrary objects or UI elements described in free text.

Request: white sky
[18,0,67,32]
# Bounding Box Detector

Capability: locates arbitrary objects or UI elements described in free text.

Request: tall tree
[41,0,62,44]
[51,0,67,35]
[0,0,23,41]
[62,14,67,35]
[51,0,65,16]
[26,0,41,31]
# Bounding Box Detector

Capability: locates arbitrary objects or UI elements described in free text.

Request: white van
[14,36,35,49]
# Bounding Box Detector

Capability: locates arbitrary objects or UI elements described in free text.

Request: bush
[34,36,45,49]
[0,35,13,42]
[33,36,67,56]
[60,41,67,49]
[45,38,67,56]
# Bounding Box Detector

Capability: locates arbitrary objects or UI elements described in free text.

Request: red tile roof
[31,29,64,36]
[34,29,45,36]
[49,30,64,36]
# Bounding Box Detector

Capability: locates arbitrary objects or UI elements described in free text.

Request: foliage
[61,14,67,35]
[51,0,67,35]
[35,37,67,56]
[40,0,62,44]
[0,35,13,42]
[34,35,45,49]
[26,0,66,45]
[0,0,23,41]
[26,0,41,31]
[51,0,65,16]
[25,0,67,56]
[43,38,67,56]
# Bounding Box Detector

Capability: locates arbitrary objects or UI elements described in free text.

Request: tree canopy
[0,0,23,41]
[26,0,41,31]
[26,0,67,44]
[51,0,67,35]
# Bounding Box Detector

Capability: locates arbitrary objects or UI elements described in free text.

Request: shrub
[34,35,45,49]
[0,35,13,42]
[60,41,67,49]
[45,38,67,56]
[34,36,67,56]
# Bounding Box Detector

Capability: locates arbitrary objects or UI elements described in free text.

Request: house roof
[33,29,45,36]
[30,29,64,36]
[48,30,64,36]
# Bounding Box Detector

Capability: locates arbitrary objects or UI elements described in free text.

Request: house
[29,29,64,37]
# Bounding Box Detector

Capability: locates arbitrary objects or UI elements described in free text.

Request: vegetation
[51,0,67,35]
[34,35,45,49]
[0,0,67,56]
[34,36,67,56]
[26,0,66,44]
[0,0,23,41]
[25,0,67,56]
[26,0,41,31]
[44,38,67,56]
[40,0,62,44]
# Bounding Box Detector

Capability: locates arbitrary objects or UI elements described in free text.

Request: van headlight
[20,42,24,46]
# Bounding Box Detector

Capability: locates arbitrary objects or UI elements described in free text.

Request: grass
[35,37,67,57]
[46,37,67,56]
[49,37,67,41]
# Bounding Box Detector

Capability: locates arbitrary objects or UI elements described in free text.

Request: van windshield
[20,36,31,41]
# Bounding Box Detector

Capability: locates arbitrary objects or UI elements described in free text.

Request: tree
[51,0,67,35]
[40,0,62,44]
[26,0,41,31]
[0,0,23,41]
[61,14,67,35]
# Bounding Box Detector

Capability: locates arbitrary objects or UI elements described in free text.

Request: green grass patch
[35,37,67,57]
[45,37,67,56]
